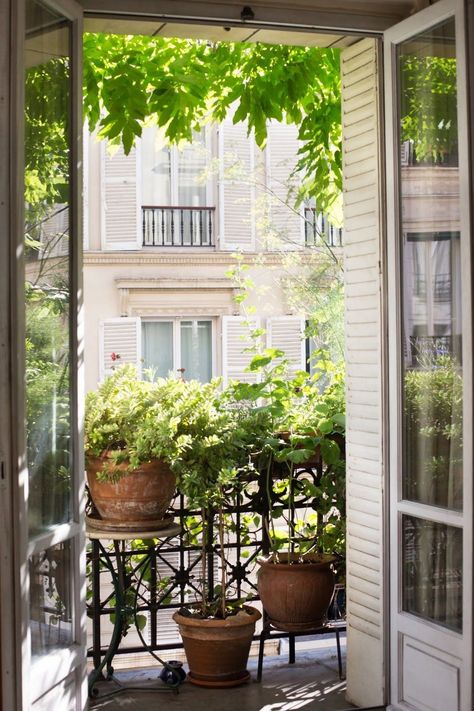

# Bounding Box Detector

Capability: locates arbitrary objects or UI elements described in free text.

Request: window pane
[177,131,207,207]
[142,322,174,378]
[180,321,212,382]
[25,0,72,534]
[398,19,463,510]
[141,126,171,206]
[402,516,462,632]
[29,540,74,657]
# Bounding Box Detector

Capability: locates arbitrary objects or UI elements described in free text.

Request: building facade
[83,120,342,391]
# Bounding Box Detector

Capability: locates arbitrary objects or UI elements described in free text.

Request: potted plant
[230,347,346,631]
[170,388,267,687]
[84,364,183,527]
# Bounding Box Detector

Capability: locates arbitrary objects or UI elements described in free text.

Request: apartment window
[141,127,215,247]
[141,126,209,207]
[142,319,213,382]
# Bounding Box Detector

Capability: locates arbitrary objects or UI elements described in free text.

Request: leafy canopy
[83,33,342,214]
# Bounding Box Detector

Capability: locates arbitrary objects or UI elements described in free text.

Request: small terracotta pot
[173,606,261,687]
[257,553,336,631]
[86,455,176,523]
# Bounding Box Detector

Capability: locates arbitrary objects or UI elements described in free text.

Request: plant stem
[201,507,207,615]
[218,495,227,619]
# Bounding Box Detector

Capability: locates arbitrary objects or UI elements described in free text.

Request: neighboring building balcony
[142,205,216,247]
[304,207,343,248]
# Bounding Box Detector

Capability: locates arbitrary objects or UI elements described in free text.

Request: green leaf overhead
[83,33,342,215]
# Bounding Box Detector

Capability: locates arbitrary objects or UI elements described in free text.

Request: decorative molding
[115,277,236,291]
[83,249,332,267]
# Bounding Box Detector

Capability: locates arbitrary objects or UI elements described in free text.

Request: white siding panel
[342,38,384,708]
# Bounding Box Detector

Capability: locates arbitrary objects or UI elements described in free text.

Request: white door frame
[385,1,472,709]
[10,0,86,708]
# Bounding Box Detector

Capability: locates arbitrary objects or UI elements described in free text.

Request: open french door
[385,1,472,710]
[11,0,86,709]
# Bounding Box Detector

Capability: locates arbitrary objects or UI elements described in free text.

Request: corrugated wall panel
[342,38,385,708]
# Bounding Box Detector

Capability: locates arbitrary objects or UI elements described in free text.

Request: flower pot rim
[257,553,337,568]
[173,605,261,628]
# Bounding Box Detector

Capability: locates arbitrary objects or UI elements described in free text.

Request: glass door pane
[399,19,463,513]
[25,0,73,536]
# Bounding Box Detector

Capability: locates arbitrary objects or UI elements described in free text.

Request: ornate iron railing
[87,451,345,668]
[142,206,215,247]
[304,207,343,247]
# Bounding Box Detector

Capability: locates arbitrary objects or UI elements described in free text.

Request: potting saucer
[86,512,175,533]
[187,670,251,688]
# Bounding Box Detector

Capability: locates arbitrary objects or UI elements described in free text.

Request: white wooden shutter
[266,316,305,373]
[341,39,384,709]
[218,118,255,251]
[101,140,141,250]
[222,316,261,385]
[266,121,304,249]
[40,204,69,257]
[99,317,141,380]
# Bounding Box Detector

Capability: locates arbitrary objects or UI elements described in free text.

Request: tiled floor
[90,636,364,711]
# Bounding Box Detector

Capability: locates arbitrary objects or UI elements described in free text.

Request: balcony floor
[90,636,367,711]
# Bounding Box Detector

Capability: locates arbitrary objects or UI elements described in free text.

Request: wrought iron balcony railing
[142,206,215,247]
[304,207,343,248]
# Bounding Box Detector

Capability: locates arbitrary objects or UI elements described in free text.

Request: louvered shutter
[101,140,141,250]
[266,121,304,250]
[99,317,141,380]
[40,204,69,257]
[266,316,305,373]
[218,119,255,251]
[341,39,384,709]
[222,316,261,385]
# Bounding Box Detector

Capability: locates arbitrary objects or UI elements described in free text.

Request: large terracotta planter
[257,553,336,631]
[86,455,176,524]
[173,606,261,687]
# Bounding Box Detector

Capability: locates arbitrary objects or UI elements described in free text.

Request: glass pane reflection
[399,19,463,510]
[29,541,74,656]
[402,516,462,632]
[25,0,72,534]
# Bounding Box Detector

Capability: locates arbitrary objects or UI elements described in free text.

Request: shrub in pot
[171,392,268,687]
[84,365,222,527]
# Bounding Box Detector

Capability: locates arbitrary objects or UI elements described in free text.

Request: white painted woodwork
[99,317,141,380]
[101,141,142,250]
[266,316,305,372]
[218,118,255,251]
[385,2,473,710]
[265,121,304,249]
[83,123,89,249]
[221,316,260,384]
[341,37,385,708]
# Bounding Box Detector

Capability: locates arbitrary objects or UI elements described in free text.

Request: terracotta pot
[257,553,336,631]
[86,455,176,523]
[173,606,261,687]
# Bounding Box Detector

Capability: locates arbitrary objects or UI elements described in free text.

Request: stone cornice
[115,277,236,290]
[83,249,336,267]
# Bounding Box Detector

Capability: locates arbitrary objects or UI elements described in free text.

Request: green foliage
[404,356,462,508]
[85,365,259,500]
[26,280,71,530]
[83,33,342,215]
[400,54,457,164]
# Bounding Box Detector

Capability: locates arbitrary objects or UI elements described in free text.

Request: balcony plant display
[85,364,184,527]
[171,394,269,688]
[230,347,346,632]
